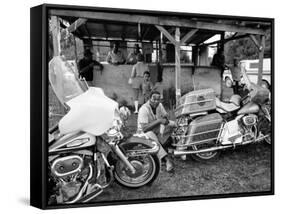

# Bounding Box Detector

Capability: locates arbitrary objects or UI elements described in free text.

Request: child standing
[141,71,153,103]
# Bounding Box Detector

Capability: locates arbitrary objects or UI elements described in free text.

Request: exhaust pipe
[173,145,233,156]
[173,138,264,156]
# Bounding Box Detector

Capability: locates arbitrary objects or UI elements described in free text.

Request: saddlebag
[183,113,223,146]
[175,88,216,118]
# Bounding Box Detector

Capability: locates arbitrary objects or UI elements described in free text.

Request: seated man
[106,42,126,65]
[137,91,175,172]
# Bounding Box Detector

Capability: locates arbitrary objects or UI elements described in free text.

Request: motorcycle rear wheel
[191,141,220,162]
[114,154,160,188]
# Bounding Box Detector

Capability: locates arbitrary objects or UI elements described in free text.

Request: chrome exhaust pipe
[65,163,94,204]
[173,145,233,156]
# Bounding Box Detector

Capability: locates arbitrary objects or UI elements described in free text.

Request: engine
[49,154,93,204]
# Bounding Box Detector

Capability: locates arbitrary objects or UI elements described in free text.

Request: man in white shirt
[106,42,126,65]
[137,91,175,172]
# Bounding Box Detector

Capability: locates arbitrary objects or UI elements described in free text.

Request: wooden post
[258,35,265,85]
[175,27,181,104]
[159,33,163,63]
[156,40,159,63]
[220,32,225,99]
[50,16,61,56]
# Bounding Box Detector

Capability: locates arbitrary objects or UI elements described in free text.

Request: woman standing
[130,54,149,113]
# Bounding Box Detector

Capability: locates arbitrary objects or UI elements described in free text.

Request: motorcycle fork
[109,142,136,174]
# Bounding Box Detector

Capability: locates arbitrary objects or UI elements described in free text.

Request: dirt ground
[48,84,272,204]
[89,113,272,203]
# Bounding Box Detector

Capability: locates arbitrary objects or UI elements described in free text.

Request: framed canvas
[30,3,274,209]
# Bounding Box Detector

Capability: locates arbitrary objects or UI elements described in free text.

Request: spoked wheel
[114,154,160,188]
[191,141,220,162]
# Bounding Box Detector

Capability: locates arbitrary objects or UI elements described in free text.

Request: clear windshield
[49,56,86,106]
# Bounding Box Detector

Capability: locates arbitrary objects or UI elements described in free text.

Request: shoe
[165,157,174,172]
[134,111,138,114]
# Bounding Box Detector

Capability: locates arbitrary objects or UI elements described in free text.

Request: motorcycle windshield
[59,87,119,136]
[49,56,86,106]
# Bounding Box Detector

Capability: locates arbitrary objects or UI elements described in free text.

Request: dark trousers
[233,81,239,94]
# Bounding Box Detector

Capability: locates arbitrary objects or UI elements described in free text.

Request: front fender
[119,135,159,156]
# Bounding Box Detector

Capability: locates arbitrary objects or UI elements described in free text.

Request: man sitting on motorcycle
[137,91,176,172]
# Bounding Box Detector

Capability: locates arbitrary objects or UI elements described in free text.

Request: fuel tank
[238,102,259,115]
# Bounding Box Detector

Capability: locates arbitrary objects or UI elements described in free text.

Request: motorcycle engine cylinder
[51,155,83,177]
[242,114,257,127]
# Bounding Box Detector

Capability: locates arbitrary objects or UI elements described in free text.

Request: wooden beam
[175,27,181,104]
[50,16,61,56]
[180,29,198,45]
[65,18,87,33]
[50,9,266,35]
[154,27,175,41]
[249,35,260,49]
[257,35,265,85]
[138,23,141,41]
[155,25,177,46]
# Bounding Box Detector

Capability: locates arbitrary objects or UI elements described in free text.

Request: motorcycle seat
[215,97,240,113]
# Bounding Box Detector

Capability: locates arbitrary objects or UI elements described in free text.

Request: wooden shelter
[49,7,272,104]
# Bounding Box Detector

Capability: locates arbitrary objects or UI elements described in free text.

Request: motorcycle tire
[114,154,160,188]
[191,141,221,162]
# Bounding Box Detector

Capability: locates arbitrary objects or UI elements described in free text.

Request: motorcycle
[171,64,271,162]
[48,56,160,204]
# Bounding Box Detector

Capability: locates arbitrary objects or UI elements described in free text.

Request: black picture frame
[30,3,274,210]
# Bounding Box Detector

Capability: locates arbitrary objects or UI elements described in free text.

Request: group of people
[78,42,174,172]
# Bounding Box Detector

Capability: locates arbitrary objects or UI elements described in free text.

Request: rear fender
[119,136,159,156]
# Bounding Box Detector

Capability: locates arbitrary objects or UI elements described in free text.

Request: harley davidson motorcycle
[48,56,160,204]
[171,65,271,162]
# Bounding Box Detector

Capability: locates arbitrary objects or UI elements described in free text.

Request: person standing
[106,42,126,65]
[130,54,149,113]
[211,48,226,77]
[137,91,175,172]
[141,71,153,103]
[230,58,242,94]
[78,49,103,86]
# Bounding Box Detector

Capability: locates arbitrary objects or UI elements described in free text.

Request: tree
[224,30,271,64]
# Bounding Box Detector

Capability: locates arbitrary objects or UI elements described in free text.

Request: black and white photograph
[30,3,274,210]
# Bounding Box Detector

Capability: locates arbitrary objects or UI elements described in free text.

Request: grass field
[48,85,272,203]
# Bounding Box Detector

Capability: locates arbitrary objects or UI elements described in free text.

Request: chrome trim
[125,141,160,156]
[111,145,136,174]
[65,163,93,204]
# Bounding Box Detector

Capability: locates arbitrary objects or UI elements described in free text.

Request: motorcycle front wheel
[191,141,220,162]
[114,154,160,188]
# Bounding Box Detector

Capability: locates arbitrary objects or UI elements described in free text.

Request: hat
[84,49,93,56]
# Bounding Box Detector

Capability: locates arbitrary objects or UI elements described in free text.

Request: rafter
[155,25,177,45]
[180,29,198,45]
[50,10,266,35]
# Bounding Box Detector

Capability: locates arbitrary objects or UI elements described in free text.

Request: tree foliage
[224,30,271,64]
